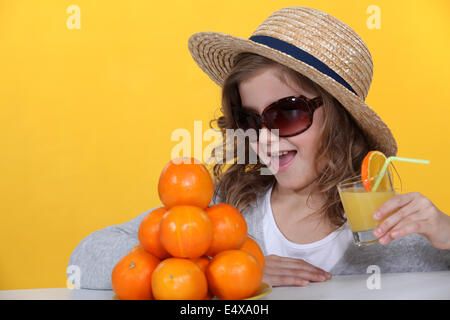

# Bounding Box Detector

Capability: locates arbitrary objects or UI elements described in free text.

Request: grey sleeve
[331,233,450,275]
[67,207,160,289]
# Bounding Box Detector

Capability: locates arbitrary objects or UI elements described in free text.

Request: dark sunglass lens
[265,99,312,136]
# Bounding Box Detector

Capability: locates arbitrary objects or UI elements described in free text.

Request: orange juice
[339,188,395,232]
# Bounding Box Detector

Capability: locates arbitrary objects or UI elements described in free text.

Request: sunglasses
[232,95,323,138]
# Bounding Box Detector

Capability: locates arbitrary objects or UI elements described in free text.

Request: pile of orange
[111,157,265,300]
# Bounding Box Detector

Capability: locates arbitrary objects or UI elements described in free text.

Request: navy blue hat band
[249,35,357,96]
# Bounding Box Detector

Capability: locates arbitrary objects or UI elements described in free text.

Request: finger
[265,266,328,282]
[373,193,416,220]
[373,203,420,239]
[377,207,430,238]
[263,274,309,287]
[378,214,427,244]
[378,232,395,245]
[267,255,330,276]
[390,220,431,240]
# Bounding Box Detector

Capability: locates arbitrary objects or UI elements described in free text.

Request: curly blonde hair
[209,53,371,227]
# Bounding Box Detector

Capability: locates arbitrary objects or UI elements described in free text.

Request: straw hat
[188,6,397,157]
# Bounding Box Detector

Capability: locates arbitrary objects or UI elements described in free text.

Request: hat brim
[188,31,397,157]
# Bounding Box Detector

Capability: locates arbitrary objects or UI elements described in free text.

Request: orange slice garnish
[361,150,390,191]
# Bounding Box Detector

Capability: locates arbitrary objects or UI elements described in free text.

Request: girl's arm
[67,208,157,289]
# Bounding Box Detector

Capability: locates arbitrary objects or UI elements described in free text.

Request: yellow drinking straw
[372,157,430,192]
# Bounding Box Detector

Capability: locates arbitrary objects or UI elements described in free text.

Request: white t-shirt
[262,185,353,272]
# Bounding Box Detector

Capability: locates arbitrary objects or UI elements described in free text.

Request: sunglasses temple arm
[309,97,323,110]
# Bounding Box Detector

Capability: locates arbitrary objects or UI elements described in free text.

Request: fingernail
[319,275,327,281]
[298,280,308,286]
[379,235,389,244]
[374,228,381,237]
[373,212,380,219]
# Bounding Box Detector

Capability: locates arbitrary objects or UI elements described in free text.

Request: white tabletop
[1,271,449,300]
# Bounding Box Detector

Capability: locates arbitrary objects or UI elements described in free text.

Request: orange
[189,256,211,273]
[111,249,160,300]
[205,203,248,256]
[239,237,265,270]
[189,256,213,300]
[206,249,263,300]
[159,205,213,258]
[138,207,170,259]
[158,157,214,209]
[130,244,145,253]
[151,258,208,300]
[361,150,390,191]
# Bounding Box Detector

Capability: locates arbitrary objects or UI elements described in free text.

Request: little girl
[68,7,450,289]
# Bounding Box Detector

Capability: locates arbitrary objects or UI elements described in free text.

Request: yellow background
[1,0,449,290]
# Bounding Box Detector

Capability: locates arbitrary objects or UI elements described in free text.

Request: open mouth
[268,150,297,171]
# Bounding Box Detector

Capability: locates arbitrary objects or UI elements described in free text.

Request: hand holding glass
[338,173,396,246]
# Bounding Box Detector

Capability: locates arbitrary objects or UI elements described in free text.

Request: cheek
[290,111,324,154]
[289,133,320,159]
[249,141,269,164]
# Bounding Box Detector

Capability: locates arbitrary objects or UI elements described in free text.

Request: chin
[273,174,311,191]
[272,163,319,192]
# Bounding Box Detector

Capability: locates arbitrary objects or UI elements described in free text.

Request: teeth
[271,151,289,157]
